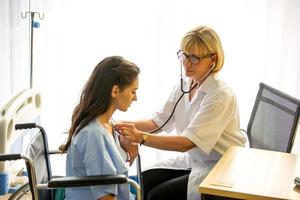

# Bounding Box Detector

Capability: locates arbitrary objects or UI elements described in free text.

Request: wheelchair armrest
[0,153,21,161]
[48,150,64,155]
[48,174,128,188]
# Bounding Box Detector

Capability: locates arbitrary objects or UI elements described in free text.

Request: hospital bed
[0,89,41,199]
[0,89,41,172]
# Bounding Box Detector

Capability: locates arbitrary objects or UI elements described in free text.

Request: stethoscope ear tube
[149,91,185,133]
[150,63,196,133]
[180,78,198,94]
[150,61,213,133]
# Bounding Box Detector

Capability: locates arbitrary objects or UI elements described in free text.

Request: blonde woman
[116,26,247,200]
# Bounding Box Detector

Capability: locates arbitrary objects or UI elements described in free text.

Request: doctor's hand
[114,122,144,144]
[119,135,138,166]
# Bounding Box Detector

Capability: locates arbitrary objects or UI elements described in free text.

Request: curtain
[1,0,300,172]
[0,0,29,104]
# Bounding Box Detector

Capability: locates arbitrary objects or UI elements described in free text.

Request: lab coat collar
[184,74,219,94]
[198,74,218,93]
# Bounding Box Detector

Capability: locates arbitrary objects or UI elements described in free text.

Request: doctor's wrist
[140,132,149,145]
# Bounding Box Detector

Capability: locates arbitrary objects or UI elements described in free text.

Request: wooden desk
[199,146,300,200]
[0,194,10,200]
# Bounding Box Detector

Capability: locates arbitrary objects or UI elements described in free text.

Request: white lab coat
[151,74,247,200]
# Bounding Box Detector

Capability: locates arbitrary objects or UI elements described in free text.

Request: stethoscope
[149,62,215,133]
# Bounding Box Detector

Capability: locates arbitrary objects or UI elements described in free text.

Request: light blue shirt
[65,119,133,200]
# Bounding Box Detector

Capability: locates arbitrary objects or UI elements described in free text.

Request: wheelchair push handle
[0,154,21,161]
[15,123,37,130]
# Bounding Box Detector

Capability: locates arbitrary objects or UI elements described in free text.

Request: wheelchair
[0,123,142,200]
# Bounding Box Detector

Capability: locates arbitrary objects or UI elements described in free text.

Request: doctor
[116,25,247,200]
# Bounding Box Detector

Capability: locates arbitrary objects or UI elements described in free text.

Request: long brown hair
[62,56,140,152]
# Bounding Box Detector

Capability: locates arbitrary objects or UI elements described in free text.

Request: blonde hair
[180,25,224,73]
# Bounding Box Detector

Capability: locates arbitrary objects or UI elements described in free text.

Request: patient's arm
[119,135,138,166]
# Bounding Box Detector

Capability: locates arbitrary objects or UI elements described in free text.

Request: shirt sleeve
[183,91,236,154]
[75,129,118,199]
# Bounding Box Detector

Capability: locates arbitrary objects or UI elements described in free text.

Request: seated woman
[61,56,140,200]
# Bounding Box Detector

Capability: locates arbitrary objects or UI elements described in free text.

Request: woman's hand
[119,135,138,166]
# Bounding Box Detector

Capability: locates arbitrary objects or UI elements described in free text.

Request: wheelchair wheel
[8,183,32,200]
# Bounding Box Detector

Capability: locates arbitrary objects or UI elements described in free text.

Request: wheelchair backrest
[26,129,53,200]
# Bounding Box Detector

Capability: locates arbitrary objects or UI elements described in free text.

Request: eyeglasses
[177,50,213,65]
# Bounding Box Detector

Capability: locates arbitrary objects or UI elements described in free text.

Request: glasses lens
[189,55,200,64]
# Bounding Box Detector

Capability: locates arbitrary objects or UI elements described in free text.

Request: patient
[61,56,140,200]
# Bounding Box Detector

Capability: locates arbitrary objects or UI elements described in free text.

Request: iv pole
[21,0,44,88]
